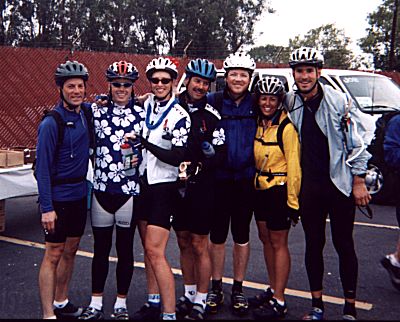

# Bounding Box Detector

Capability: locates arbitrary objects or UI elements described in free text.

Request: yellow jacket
[253,110,301,210]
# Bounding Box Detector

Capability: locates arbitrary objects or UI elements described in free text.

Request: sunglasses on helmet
[149,78,173,85]
[111,82,132,88]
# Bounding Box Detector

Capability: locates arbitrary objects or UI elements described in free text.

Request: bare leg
[176,230,196,286]
[191,234,211,293]
[256,221,275,290]
[209,242,225,280]
[233,242,250,282]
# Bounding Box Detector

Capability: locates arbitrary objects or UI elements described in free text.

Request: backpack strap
[42,110,65,150]
[276,117,291,155]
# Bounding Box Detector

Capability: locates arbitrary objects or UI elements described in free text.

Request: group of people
[35,46,390,321]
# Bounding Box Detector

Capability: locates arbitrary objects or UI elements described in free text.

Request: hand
[124,131,138,142]
[95,94,108,106]
[352,176,372,206]
[179,161,191,181]
[287,207,300,227]
[131,154,139,167]
[136,93,151,104]
[41,210,57,234]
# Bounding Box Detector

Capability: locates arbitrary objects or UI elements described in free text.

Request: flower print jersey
[139,94,191,184]
[92,100,145,195]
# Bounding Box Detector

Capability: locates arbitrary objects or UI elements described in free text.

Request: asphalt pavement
[0,195,399,320]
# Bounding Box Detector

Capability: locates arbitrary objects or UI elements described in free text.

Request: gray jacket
[284,83,371,197]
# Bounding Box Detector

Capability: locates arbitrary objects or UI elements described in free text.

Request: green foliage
[248,44,290,64]
[358,0,399,71]
[0,0,266,58]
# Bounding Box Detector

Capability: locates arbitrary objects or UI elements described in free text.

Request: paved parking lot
[0,195,399,320]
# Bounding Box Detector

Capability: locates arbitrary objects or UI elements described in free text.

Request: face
[149,71,173,100]
[258,94,280,117]
[293,65,321,95]
[186,76,210,102]
[61,78,85,107]
[110,77,133,105]
[225,69,251,96]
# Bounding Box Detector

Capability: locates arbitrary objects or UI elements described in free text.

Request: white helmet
[365,164,384,195]
[223,52,256,73]
[289,47,324,68]
[146,57,178,79]
[254,76,286,97]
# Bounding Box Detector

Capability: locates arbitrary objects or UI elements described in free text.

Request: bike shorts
[254,184,291,231]
[173,179,215,235]
[44,197,87,243]
[136,177,179,230]
[209,178,254,245]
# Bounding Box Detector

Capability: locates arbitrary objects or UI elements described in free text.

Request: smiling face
[186,76,210,102]
[258,94,281,117]
[61,78,85,107]
[293,65,321,97]
[225,69,251,96]
[149,71,173,101]
[110,78,133,105]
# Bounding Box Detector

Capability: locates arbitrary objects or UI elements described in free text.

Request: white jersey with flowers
[92,100,145,195]
[139,93,191,185]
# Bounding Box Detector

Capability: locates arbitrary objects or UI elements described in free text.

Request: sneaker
[230,291,249,316]
[78,307,104,320]
[248,288,274,308]
[381,255,400,291]
[111,307,129,320]
[176,296,193,318]
[253,298,287,320]
[205,289,224,314]
[54,302,83,319]
[132,302,161,320]
[184,304,206,320]
[343,313,357,320]
[302,307,324,320]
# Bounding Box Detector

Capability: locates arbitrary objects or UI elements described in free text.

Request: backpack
[254,116,290,155]
[32,104,94,185]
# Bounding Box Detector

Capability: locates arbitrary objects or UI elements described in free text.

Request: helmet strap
[60,89,80,111]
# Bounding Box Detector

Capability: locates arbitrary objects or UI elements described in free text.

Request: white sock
[53,299,68,308]
[275,298,285,306]
[184,284,197,302]
[148,293,161,305]
[389,254,400,267]
[114,296,127,309]
[89,295,103,311]
[44,315,57,319]
[193,292,207,309]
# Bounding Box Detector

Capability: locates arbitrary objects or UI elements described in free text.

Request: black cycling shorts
[173,179,215,235]
[254,184,291,231]
[209,178,254,245]
[44,197,87,243]
[136,177,178,230]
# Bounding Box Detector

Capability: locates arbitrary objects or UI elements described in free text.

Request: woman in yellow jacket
[250,76,301,320]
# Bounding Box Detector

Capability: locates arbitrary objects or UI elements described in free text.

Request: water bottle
[201,141,215,158]
[121,143,136,176]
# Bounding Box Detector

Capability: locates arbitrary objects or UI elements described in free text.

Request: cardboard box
[10,147,36,164]
[0,150,24,168]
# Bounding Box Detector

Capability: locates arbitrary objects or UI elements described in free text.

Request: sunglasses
[149,78,172,85]
[111,82,132,88]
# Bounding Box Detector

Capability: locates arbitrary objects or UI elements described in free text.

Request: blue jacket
[384,114,400,169]
[36,102,90,213]
[207,90,257,180]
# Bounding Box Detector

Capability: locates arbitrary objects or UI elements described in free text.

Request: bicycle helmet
[289,47,324,68]
[185,58,217,81]
[254,76,286,97]
[106,61,139,82]
[223,52,256,73]
[146,57,178,79]
[365,164,384,195]
[55,60,89,86]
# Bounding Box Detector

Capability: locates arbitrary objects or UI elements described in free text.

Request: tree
[359,0,400,71]
[289,23,354,69]
[248,44,290,64]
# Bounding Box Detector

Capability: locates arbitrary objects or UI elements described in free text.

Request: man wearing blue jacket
[36,61,91,319]
[382,114,400,292]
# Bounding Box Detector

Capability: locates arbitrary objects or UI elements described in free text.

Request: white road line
[0,235,373,310]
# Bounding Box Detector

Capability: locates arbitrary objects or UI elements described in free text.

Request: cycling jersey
[254,110,301,210]
[139,93,191,184]
[91,99,144,195]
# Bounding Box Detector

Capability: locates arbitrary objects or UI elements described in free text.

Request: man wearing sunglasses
[171,58,226,320]
[79,61,144,320]
[205,52,257,317]
[130,57,190,321]
[285,47,371,320]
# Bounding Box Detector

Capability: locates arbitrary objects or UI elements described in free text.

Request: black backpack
[32,105,94,185]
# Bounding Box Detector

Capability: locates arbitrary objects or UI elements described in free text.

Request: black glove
[287,207,300,227]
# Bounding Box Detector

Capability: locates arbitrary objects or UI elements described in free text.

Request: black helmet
[55,60,89,86]
[106,61,139,82]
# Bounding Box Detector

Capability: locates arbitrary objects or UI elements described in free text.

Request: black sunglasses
[149,78,172,85]
[111,82,132,88]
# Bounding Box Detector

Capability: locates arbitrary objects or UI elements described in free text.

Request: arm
[200,126,227,171]
[141,138,185,166]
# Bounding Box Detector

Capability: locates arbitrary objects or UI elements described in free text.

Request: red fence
[0,46,399,149]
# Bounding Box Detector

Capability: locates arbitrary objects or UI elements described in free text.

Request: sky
[253,0,383,54]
